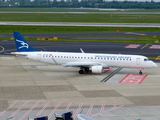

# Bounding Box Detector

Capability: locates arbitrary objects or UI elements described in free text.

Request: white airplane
[11,31,157,74]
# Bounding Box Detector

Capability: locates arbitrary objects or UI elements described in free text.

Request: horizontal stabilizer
[11,52,27,56]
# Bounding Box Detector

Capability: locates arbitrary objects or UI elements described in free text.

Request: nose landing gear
[139,69,142,75]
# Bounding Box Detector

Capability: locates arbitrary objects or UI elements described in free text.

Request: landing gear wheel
[79,70,84,74]
[139,70,142,75]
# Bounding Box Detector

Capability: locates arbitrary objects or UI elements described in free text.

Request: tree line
[0,0,160,9]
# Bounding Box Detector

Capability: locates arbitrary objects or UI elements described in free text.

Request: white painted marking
[149,45,160,49]
[125,44,141,48]
[65,102,72,110]
[73,103,83,119]
[100,104,105,113]
[8,100,30,118]
[19,101,41,120]
[119,74,147,84]
[0,100,19,116]
[48,102,62,118]
[37,101,51,115]
[86,103,94,117]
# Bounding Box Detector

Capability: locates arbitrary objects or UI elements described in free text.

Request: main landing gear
[79,69,84,74]
[79,67,91,74]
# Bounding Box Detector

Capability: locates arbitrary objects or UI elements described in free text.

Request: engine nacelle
[91,66,103,73]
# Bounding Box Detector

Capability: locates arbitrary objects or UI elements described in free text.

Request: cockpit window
[144,58,151,61]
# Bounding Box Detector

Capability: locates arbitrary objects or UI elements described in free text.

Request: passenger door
[136,58,140,65]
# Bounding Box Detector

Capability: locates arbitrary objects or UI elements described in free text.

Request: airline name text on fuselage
[95,55,132,59]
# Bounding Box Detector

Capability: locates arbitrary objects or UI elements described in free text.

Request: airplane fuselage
[15,51,157,69]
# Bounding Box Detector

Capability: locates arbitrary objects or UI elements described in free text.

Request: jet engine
[91,66,103,73]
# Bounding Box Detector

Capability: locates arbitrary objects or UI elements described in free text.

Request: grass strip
[1,12,160,23]
[1,25,160,33]
[0,8,160,12]
[1,37,159,44]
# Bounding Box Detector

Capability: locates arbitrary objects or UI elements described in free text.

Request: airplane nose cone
[152,62,158,67]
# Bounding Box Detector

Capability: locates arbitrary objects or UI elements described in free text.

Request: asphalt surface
[0,57,160,120]
[1,40,160,58]
[1,31,160,58]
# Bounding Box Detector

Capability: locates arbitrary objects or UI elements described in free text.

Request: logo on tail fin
[16,39,29,49]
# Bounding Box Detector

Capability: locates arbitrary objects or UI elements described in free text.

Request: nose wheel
[139,69,142,75]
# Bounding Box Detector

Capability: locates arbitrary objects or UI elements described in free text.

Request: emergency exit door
[37,54,41,61]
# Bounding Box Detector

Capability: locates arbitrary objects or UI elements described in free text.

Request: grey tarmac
[0,56,160,120]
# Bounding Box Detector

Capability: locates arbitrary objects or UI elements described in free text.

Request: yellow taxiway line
[126,32,146,36]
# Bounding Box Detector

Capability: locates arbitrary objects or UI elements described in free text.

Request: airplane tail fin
[13,31,38,52]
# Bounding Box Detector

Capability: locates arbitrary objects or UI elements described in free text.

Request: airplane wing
[62,62,106,67]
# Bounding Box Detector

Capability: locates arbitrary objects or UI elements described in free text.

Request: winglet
[80,48,85,53]
[13,31,38,52]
